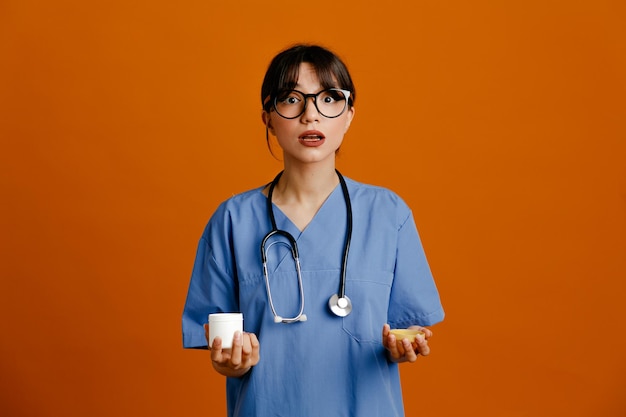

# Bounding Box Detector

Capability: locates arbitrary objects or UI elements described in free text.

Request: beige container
[209,313,243,349]
[389,328,425,342]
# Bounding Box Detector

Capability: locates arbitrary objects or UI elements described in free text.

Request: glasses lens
[274,89,349,119]
[274,91,305,119]
[317,89,348,118]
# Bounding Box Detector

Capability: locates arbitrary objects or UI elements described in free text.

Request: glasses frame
[272,88,352,119]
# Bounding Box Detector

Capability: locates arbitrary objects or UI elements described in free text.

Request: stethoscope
[261,170,353,323]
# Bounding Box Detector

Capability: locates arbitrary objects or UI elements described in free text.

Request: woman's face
[263,62,355,167]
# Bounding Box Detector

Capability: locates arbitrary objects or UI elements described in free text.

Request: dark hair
[261,44,356,112]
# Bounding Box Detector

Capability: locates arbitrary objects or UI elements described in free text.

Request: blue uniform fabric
[182,177,444,417]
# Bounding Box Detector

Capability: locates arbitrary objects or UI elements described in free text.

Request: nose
[300,96,320,122]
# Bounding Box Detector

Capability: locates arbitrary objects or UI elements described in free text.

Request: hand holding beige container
[208,313,243,349]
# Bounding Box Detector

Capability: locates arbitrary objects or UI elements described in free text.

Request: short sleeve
[387,211,444,328]
[181,207,239,348]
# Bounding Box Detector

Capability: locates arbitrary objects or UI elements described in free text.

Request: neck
[274,163,339,204]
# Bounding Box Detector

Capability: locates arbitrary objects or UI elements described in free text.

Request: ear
[262,111,275,135]
[343,106,355,133]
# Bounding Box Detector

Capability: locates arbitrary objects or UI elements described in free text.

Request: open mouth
[299,131,325,142]
[300,135,324,141]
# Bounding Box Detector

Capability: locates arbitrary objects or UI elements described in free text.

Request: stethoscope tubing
[337,172,352,300]
[260,229,306,323]
[262,170,353,322]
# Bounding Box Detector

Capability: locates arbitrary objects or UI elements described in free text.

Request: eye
[277,91,302,105]
[320,90,346,104]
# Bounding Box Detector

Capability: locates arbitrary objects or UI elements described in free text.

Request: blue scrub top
[182,177,444,417]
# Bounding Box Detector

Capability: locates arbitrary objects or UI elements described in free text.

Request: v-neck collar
[266,182,342,235]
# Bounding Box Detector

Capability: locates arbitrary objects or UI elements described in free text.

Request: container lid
[209,313,243,322]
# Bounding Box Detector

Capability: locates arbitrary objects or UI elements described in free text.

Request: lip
[298,130,325,146]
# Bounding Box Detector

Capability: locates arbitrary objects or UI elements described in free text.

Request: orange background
[1,1,625,416]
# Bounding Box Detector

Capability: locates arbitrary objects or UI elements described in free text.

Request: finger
[240,333,259,368]
[382,324,390,340]
[248,333,260,365]
[422,328,433,339]
[415,334,430,357]
[387,334,401,358]
[408,325,433,339]
[395,338,407,357]
[229,331,243,367]
[402,338,419,363]
[210,337,224,362]
[241,333,252,361]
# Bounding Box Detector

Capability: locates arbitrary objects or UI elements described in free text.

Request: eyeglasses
[272,88,351,119]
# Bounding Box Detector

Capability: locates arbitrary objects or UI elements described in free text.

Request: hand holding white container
[208,313,243,349]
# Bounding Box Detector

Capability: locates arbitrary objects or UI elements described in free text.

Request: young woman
[182,44,444,417]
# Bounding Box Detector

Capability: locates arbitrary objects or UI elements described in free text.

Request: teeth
[302,135,321,140]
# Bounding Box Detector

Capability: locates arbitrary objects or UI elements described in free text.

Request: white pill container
[208,313,243,349]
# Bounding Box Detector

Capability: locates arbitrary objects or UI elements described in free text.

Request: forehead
[294,63,326,89]
[280,62,338,91]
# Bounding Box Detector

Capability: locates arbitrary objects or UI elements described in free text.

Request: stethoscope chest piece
[328,294,353,317]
